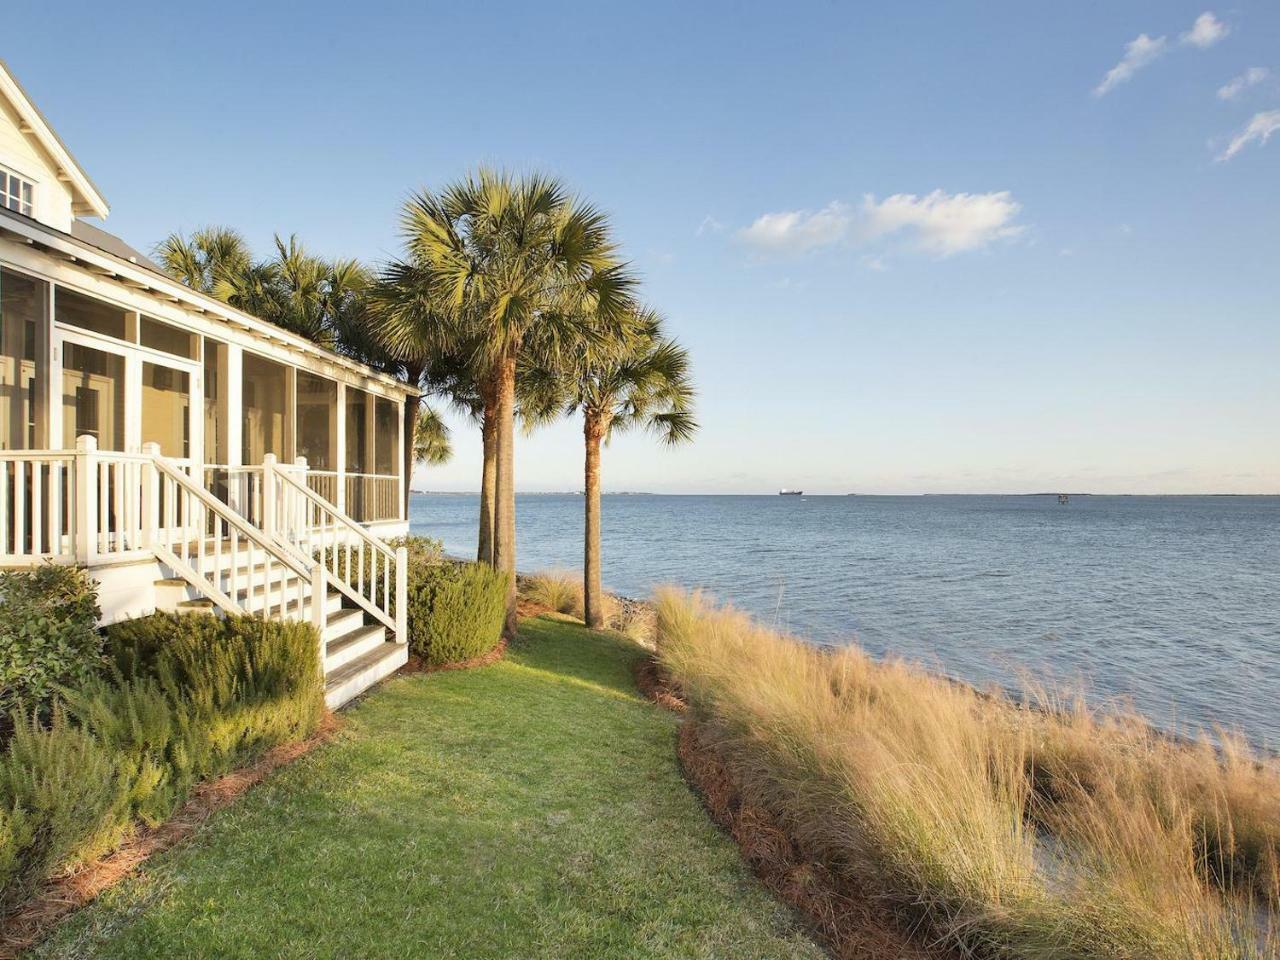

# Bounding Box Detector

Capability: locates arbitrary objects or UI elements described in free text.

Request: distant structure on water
[1059,494,1070,504]
[779,489,804,496]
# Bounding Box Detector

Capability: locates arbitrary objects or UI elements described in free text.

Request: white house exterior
[0,60,416,706]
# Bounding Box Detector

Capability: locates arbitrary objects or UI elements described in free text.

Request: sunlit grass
[30,616,823,960]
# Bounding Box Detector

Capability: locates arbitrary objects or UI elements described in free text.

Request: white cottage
[0,60,415,707]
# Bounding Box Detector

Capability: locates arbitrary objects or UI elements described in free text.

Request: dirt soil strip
[0,714,341,959]
[636,655,950,960]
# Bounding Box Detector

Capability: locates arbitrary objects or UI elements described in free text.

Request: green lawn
[31,616,824,960]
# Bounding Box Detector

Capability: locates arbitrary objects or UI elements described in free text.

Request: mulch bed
[636,654,948,960]
[632,655,686,713]
[0,713,341,959]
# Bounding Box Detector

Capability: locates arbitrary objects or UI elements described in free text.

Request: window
[140,316,196,359]
[0,167,34,217]
[56,288,128,341]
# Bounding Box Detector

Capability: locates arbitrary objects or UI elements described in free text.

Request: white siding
[0,96,75,231]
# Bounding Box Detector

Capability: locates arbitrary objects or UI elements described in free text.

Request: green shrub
[106,613,325,750]
[0,565,102,718]
[0,612,326,914]
[60,674,209,826]
[0,712,127,913]
[399,547,508,666]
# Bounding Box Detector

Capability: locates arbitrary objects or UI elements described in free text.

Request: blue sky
[9,1,1279,493]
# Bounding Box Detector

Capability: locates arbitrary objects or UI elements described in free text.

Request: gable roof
[0,59,109,219]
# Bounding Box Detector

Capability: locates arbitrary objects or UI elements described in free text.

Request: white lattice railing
[151,448,325,629]
[267,455,406,639]
[0,450,76,564]
[1,440,405,656]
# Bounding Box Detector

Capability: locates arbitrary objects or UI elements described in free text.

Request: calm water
[410,494,1280,746]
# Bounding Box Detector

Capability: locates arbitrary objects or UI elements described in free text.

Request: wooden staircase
[147,448,409,708]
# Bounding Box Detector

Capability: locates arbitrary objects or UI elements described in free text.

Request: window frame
[0,164,36,218]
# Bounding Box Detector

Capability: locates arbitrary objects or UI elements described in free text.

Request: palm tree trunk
[492,351,519,638]
[477,386,498,565]
[582,412,606,629]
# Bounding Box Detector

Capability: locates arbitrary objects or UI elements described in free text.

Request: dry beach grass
[653,586,1279,959]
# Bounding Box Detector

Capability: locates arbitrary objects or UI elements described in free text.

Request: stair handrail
[150,451,327,635]
[266,455,406,641]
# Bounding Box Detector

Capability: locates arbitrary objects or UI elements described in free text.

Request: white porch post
[225,344,243,469]
[262,452,276,539]
[397,396,406,522]
[395,545,408,644]
[140,441,160,548]
[335,382,346,513]
[285,365,297,463]
[74,434,98,563]
[224,344,243,515]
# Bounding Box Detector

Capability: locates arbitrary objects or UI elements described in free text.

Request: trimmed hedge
[391,537,507,666]
[0,565,102,719]
[0,612,324,914]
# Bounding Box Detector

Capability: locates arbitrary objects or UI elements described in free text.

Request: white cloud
[1217,67,1269,100]
[1217,110,1280,161]
[1094,33,1168,96]
[1182,11,1229,48]
[861,190,1025,256]
[695,215,724,237]
[735,201,851,253]
[1093,12,1229,97]
[738,191,1025,259]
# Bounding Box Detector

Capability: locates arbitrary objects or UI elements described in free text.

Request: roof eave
[0,60,110,219]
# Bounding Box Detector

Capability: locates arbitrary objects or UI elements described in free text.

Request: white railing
[268,455,406,639]
[0,450,76,564]
[1,441,404,658]
[345,473,401,523]
[151,446,325,632]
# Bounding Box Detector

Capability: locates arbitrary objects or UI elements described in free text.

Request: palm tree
[413,406,452,466]
[156,229,372,352]
[550,308,696,628]
[154,226,253,295]
[384,171,637,634]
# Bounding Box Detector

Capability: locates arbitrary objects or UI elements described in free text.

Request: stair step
[234,583,344,617]
[324,643,407,709]
[322,608,365,643]
[325,623,386,672]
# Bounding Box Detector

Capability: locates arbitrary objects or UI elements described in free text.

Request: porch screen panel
[296,372,336,470]
[56,288,128,342]
[374,397,399,475]
[204,341,225,464]
[61,344,126,450]
[0,267,46,450]
[242,353,288,464]
[345,387,368,472]
[141,362,190,458]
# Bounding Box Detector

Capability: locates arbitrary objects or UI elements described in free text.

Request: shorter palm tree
[552,309,696,628]
[413,406,453,466]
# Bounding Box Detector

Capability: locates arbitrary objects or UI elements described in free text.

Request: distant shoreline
[411,490,1279,498]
